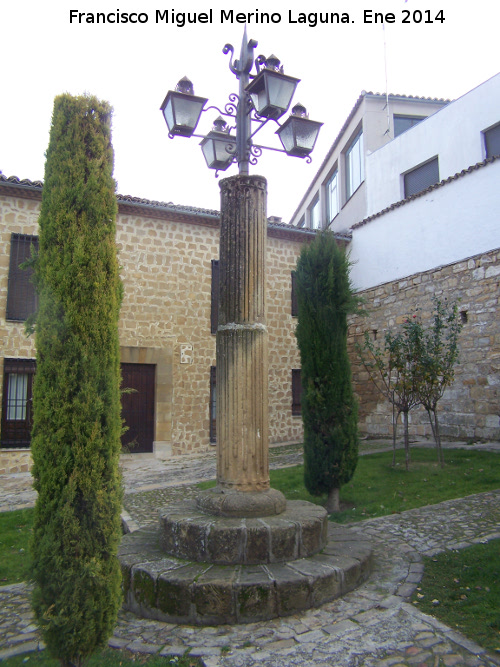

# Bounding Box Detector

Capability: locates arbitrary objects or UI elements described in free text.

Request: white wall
[349,159,500,291]
[366,73,500,216]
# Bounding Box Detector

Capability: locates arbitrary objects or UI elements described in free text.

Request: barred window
[404,157,439,198]
[6,234,38,321]
[1,358,36,448]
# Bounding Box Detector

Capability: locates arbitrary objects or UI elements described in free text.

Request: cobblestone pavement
[1,441,500,666]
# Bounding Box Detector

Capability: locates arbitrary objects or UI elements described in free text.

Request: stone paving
[1,441,500,666]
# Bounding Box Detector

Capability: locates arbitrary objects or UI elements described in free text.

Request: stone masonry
[350,247,500,442]
[0,179,307,468]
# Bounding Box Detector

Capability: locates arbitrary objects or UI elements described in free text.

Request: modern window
[309,197,321,229]
[211,259,219,334]
[394,115,425,137]
[346,130,364,199]
[292,369,303,416]
[291,271,298,317]
[326,169,339,223]
[484,123,500,158]
[403,157,439,197]
[209,366,216,443]
[6,234,39,321]
[1,359,36,448]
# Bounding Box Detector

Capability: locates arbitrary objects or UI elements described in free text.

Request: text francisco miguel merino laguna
[69,8,360,27]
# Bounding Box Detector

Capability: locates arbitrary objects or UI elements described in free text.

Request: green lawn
[1,649,200,666]
[199,447,500,523]
[411,539,500,654]
[0,507,33,584]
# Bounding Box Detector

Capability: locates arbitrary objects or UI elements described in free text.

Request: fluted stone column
[197,174,286,517]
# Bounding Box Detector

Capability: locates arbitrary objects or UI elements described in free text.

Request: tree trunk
[391,402,398,467]
[403,410,411,471]
[433,409,444,468]
[326,487,340,513]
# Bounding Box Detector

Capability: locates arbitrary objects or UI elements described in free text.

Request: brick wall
[349,248,500,442]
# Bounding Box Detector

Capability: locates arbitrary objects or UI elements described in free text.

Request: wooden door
[121,363,155,453]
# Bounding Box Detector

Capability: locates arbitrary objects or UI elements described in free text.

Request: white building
[289,92,449,234]
[350,72,500,290]
[291,72,500,292]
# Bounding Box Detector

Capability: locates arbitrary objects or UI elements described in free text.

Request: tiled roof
[0,173,347,242]
[0,174,44,190]
[350,155,499,230]
[290,91,451,226]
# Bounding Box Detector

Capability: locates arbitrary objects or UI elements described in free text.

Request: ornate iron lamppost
[160,29,322,175]
[161,30,322,518]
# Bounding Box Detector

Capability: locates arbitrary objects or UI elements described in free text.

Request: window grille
[6,234,38,321]
[211,260,219,334]
[209,366,216,443]
[291,271,298,317]
[292,369,302,416]
[404,157,439,197]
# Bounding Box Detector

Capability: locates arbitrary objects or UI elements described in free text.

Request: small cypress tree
[30,94,123,667]
[295,231,361,513]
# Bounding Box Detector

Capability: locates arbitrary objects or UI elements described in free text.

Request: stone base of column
[196,486,286,518]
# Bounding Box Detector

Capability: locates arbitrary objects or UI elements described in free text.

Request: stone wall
[0,187,306,460]
[349,248,500,442]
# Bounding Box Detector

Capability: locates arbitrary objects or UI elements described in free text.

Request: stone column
[197,174,286,517]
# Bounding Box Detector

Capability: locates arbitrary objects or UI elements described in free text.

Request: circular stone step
[158,499,328,565]
[119,521,373,626]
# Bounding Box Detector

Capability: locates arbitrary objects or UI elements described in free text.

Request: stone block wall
[1,187,306,460]
[349,248,500,442]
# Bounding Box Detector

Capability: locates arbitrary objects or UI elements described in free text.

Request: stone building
[1,175,342,472]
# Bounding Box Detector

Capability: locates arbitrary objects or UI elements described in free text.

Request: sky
[1,0,499,222]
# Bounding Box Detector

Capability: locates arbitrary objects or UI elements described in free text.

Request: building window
[6,234,39,321]
[209,366,216,443]
[394,115,425,137]
[309,197,321,229]
[291,271,298,317]
[326,169,339,223]
[403,157,439,197]
[211,259,219,334]
[1,359,36,448]
[346,130,364,199]
[484,123,500,158]
[292,369,303,416]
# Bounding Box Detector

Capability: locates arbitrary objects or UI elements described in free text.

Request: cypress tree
[295,231,360,513]
[30,94,123,666]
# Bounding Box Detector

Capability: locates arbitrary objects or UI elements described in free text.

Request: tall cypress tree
[30,94,123,666]
[295,231,360,513]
